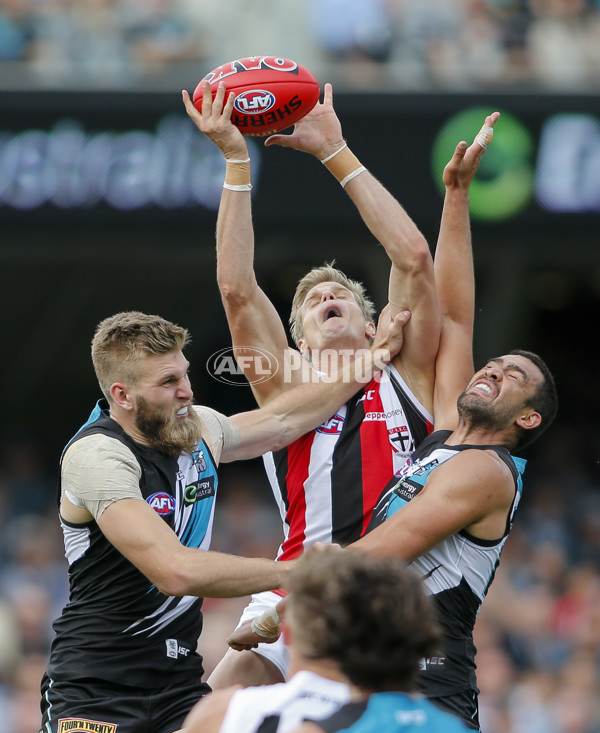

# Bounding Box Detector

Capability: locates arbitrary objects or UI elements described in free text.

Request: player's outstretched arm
[183,83,300,405]
[95,497,291,597]
[433,112,500,429]
[267,83,440,414]
[349,448,515,561]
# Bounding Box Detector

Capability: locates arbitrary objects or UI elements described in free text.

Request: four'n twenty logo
[58,719,117,733]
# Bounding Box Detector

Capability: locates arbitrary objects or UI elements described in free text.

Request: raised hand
[264,82,345,160]
[372,306,412,363]
[182,81,248,161]
[442,111,501,191]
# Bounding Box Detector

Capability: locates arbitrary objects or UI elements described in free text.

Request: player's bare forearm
[341,157,441,403]
[435,183,474,326]
[216,189,256,293]
[344,170,431,274]
[180,551,291,598]
[436,111,500,325]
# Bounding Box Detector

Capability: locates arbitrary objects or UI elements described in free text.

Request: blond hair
[289,263,376,345]
[91,311,190,401]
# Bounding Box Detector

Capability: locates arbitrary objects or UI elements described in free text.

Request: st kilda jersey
[372,429,526,700]
[48,402,218,688]
[263,364,433,559]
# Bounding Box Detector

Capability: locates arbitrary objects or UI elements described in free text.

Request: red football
[194,56,320,137]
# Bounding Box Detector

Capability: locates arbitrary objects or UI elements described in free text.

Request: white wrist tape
[321,144,367,188]
[250,606,280,638]
[223,183,252,191]
[340,166,367,188]
[320,143,347,164]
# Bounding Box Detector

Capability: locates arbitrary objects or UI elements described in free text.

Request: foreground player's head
[284,546,441,691]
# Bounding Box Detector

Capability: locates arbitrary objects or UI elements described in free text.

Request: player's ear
[110,382,134,411]
[516,409,541,431]
[297,339,311,360]
[365,321,377,340]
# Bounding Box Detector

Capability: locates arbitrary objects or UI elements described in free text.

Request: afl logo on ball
[148,492,175,515]
[234,90,276,114]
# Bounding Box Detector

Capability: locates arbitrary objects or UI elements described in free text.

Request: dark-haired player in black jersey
[352,348,558,730]
[39,308,407,733]
[232,348,558,732]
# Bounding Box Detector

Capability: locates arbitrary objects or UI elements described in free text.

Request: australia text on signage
[1,108,599,215]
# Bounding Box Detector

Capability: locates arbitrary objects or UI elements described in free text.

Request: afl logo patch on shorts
[147,492,175,515]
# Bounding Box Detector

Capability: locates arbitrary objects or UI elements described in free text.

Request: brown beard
[134,395,203,455]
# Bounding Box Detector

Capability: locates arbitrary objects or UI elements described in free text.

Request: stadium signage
[0,108,598,218]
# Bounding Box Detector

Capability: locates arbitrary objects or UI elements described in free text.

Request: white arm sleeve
[193,406,240,464]
[61,434,144,521]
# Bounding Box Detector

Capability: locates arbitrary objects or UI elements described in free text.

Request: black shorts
[39,673,211,733]
[429,689,480,731]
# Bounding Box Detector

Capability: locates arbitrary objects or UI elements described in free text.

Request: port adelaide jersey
[373,429,526,698]
[48,403,219,688]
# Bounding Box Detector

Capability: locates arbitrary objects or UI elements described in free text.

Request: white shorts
[236,590,290,679]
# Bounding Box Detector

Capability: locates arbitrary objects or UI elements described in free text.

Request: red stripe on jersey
[359,378,395,535]
[279,431,315,561]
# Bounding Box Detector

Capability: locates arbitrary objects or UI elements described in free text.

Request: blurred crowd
[1,427,600,732]
[0,0,600,92]
[1,2,600,730]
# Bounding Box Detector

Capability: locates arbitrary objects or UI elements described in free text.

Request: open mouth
[323,305,342,321]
